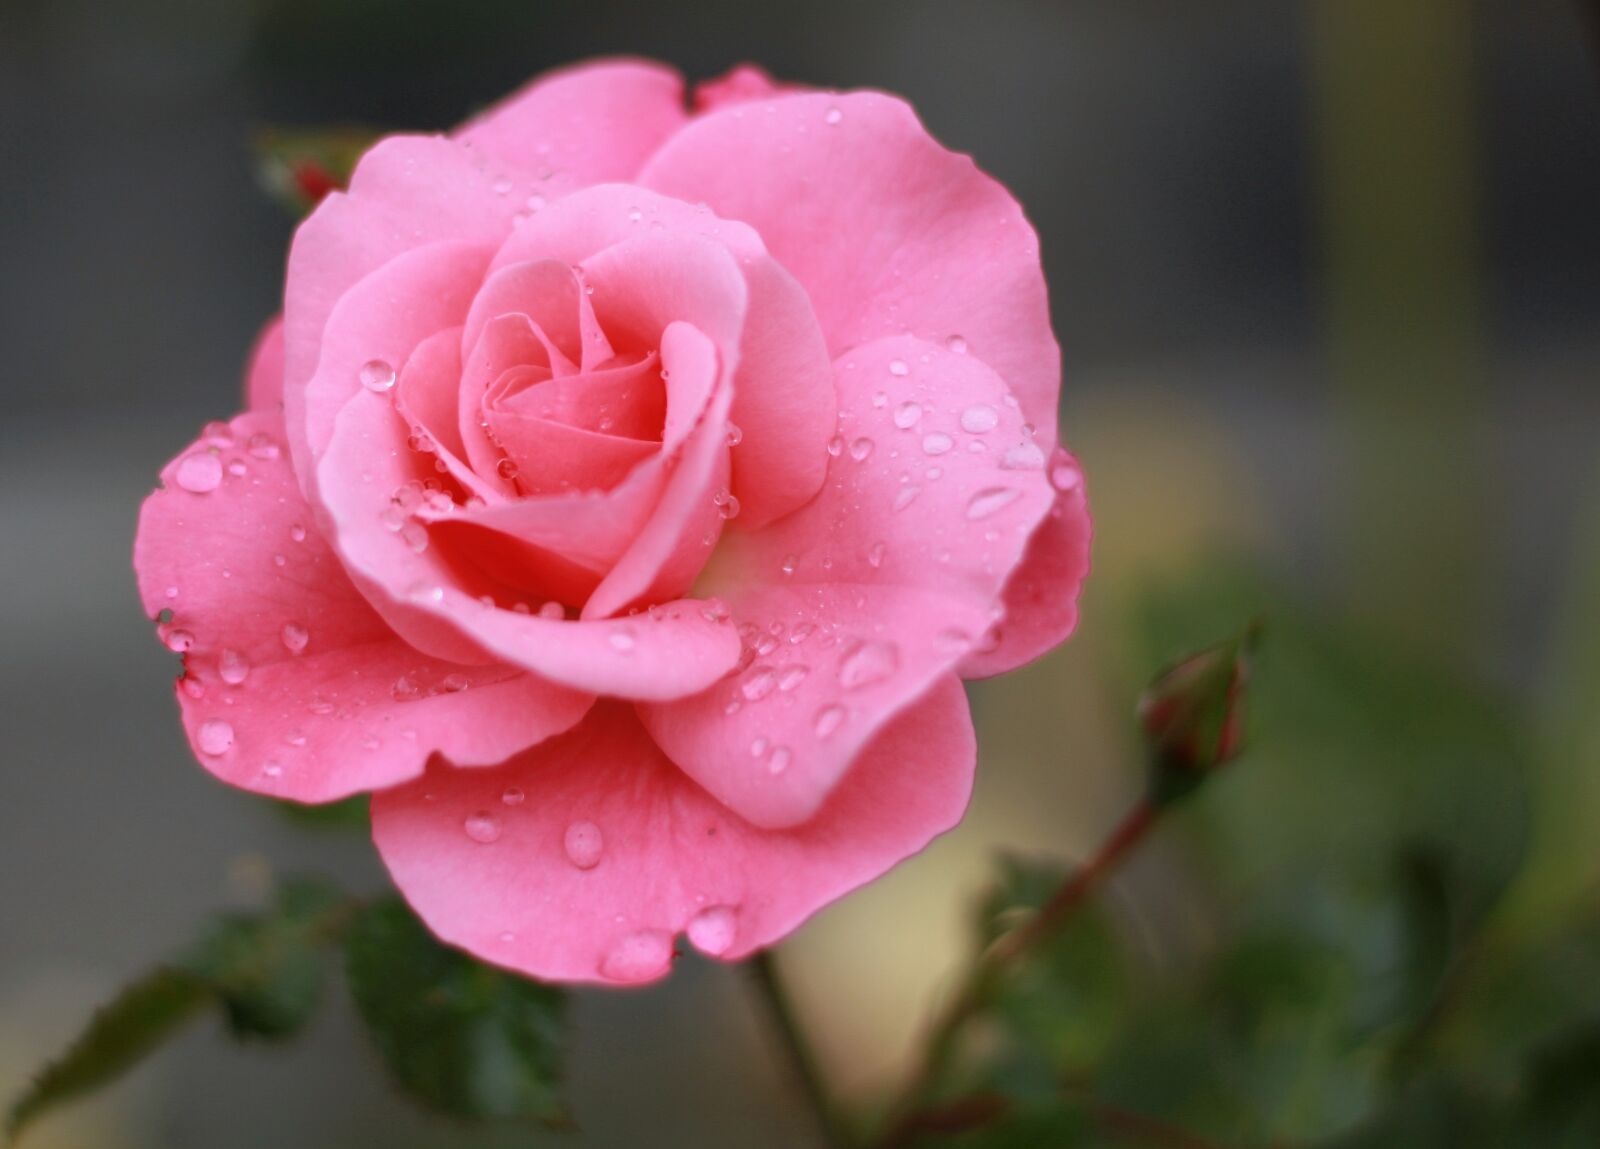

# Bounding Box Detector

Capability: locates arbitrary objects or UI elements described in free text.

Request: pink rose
[135,59,1091,984]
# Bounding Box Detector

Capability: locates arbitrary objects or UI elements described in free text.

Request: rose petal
[454,58,688,188]
[959,447,1093,678]
[244,317,285,413]
[371,675,974,984]
[134,411,592,802]
[284,137,520,488]
[491,185,834,529]
[640,90,1061,446]
[640,335,1054,827]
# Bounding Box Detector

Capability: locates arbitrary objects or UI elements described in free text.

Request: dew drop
[496,457,520,480]
[599,929,673,983]
[564,821,604,869]
[960,404,999,433]
[359,359,396,393]
[261,761,283,780]
[726,422,743,446]
[538,601,566,620]
[827,434,844,457]
[893,485,922,512]
[218,648,250,685]
[750,735,770,758]
[888,358,909,377]
[946,334,969,355]
[226,459,247,478]
[175,452,223,493]
[824,106,843,126]
[1001,443,1046,471]
[197,719,234,756]
[280,623,309,655]
[893,401,922,429]
[464,811,501,844]
[164,628,196,653]
[400,521,429,553]
[608,629,636,653]
[686,905,739,956]
[778,665,809,692]
[966,486,1022,520]
[813,704,846,739]
[289,523,307,542]
[767,745,793,775]
[922,432,953,456]
[502,786,525,806]
[741,667,778,701]
[1050,458,1083,492]
[849,437,875,461]
[867,540,887,568]
[839,640,899,689]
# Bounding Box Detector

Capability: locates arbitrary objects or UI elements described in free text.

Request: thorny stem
[876,796,1166,1148]
[750,949,856,1149]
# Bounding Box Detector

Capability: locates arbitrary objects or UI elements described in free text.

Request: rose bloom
[135,60,1091,984]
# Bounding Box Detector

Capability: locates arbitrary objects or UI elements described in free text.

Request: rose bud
[1137,625,1257,803]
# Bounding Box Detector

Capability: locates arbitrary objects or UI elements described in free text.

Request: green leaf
[344,896,570,1125]
[181,876,347,1040]
[253,125,379,217]
[5,967,213,1144]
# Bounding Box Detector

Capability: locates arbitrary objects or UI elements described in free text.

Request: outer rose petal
[691,64,800,113]
[283,137,521,489]
[640,90,1062,444]
[641,335,1054,827]
[371,676,974,984]
[244,318,285,412]
[455,58,688,188]
[133,411,593,803]
[959,448,1093,679]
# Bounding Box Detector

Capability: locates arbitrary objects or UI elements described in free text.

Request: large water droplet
[164,628,196,652]
[922,432,953,456]
[175,452,223,493]
[960,404,999,433]
[1050,458,1083,492]
[564,821,604,869]
[1001,443,1046,471]
[686,905,739,956]
[839,640,899,689]
[850,437,875,461]
[359,359,396,393]
[767,745,793,775]
[966,487,1022,520]
[197,719,235,756]
[599,929,673,983]
[778,665,810,692]
[280,623,309,655]
[893,401,922,429]
[218,648,250,685]
[464,811,501,844]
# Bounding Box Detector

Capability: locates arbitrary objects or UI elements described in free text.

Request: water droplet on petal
[824,106,843,126]
[741,667,778,701]
[767,745,793,775]
[867,540,887,568]
[564,821,604,869]
[814,704,846,738]
[893,401,922,429]
[280,623,309,654]
[780,554,798,576]
[1050,458,1083,492]
[175,453,222,493]
[496,457,520,481]
[359,359,396,393]
[778,665,809,692]
[289,524,307,542]
[888,359,909,377]
[922,432,953,456]
[893,485,922,512]
[1001,443,1046,471]
[599,929,673,983]
[218,648,250,685]
[839,640,899,689]
[960,404,999,433]
[608,629,636,653]
[464,811,501,844]
[197,719,234,756]
[164,628,196,652]
[946,334,969,355]
[966,486,1022,520]
[538,601,565,620]
[686,905,739,956]
[501,787,525,806]
[850,437,875,461]
[400,521,429,553]
[827,434,844,457]
[726,422,743,446]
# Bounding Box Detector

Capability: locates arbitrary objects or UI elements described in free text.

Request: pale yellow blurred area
[779,381,1271,1100]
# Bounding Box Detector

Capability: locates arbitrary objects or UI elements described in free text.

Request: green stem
[750,949,854,1149]
[876,797,1165,1148]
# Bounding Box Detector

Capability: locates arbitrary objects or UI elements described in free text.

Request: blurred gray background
[2,1,1598,1146]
